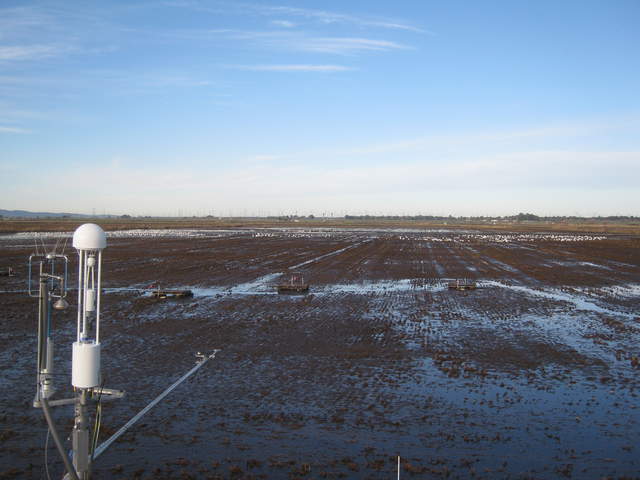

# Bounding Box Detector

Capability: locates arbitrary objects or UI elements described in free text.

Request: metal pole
[77,252,83,342]
[82,253,89,339]
[96,251,102,343]
[72,389,91,479]
[44,274,54,378]
[36,271,55,400]
[36,273,46,376]
[41,397,80,480]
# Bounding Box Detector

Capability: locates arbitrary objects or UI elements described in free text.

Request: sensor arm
[93,350,219,459]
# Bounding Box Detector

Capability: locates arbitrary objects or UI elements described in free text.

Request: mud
[1,227,639,479]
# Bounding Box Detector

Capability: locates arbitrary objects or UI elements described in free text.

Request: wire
[91,378,106,459]
[44,427,52,480]
[61,236,69,255]
[91,402,102,457]
[39,235,47,257]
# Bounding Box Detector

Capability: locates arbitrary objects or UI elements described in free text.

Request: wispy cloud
[228,64,352,72]
[367,21,429,34]
[236,120,640,185]
[0,3,124,66]
[0,45,69,61]
[290,37,409,55]
[141,75,214,88]
[193,29,410,55]
[4,147,634,217]
[322,120,640,158]
[50,149,638,216]
[0,106,47,129]
[271,20,295,28]
[223,150,640,197]
[74,70,217,94]
[160,2,427,33]
[242,4,429,34]
[0,6,53,38]
[0,4,106,63]
[0,125,31,134]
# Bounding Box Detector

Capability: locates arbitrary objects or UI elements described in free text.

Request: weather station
[28,236,70,407]
[28,224,219,480]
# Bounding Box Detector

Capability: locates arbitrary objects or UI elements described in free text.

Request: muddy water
[0,228,639,479]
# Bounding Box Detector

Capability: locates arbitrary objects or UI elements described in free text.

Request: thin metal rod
[40,396,76,407]
[41,397,80,480]
[36,274,47,381]
[63,256,68,297]
[28,255,34,296]
[96,251,102,344]
[72,389,90,477]
[76,252,83,342]
[93,351,218,459]
[82,253,89,338]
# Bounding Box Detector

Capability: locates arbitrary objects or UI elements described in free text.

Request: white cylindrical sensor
[85,288,96,312]
[72,341,101,388]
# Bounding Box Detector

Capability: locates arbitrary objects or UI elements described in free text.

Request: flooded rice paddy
[1,227,639,479]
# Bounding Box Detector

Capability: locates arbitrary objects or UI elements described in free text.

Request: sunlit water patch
[316,279,445,295]
[481,280,637,319]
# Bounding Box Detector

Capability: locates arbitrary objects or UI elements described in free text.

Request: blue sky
[1,0,639,216]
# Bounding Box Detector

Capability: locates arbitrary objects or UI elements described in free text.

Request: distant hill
[0,209,89,218]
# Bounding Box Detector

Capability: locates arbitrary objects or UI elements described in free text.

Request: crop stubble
[0,228,639,479]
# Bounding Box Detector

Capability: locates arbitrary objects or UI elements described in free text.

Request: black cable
[44,428,51,480]
[91,377,106,459]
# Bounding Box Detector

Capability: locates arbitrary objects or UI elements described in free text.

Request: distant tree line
[345,215,454,221]
[267,215,316,221]
[2,210,638,222]
[343,213,639,222]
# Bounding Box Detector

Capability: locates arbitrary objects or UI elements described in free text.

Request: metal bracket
[34,386,125,408]
[91,387,125,401]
